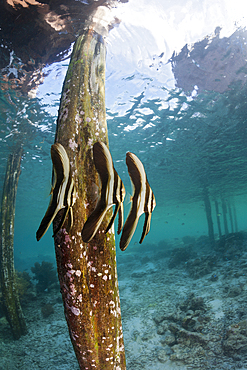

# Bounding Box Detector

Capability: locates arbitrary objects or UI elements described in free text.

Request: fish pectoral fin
[81,201,108,243]
[119,204,139,251]
[139,212,151,244]
[105,202,120,234]
[52,205,69,237]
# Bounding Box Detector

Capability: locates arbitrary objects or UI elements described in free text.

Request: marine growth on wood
[46,29,126,370]
[0,145,27,339]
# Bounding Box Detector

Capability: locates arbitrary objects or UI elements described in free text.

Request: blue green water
[1,0,247,368]
[0,24,246,269]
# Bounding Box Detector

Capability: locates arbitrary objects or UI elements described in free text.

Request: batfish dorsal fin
[93,141,112,188]
[125,152,143,196]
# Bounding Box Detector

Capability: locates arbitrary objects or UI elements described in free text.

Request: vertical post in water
[233,202,238,233]
[53,29,126,370]
[203,186,215,246]
[227,200,234,233]
[214,200,222,238]
[221,197,229,235]
[0,146,27,339]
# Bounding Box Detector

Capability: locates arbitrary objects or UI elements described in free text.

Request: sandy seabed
[1,235,247,370]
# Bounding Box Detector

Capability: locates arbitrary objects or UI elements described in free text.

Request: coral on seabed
[185,255,218,279]
[223,320,247,358]
[168,246,196,268]
[15,271,32,301]
[31,261,58,293]
[153,294,213,366]
[215,232,247,257]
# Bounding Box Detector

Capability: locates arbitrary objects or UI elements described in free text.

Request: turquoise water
[1,0,247,369]
[0,0,245,265]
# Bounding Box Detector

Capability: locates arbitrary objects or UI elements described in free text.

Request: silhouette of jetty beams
[52,29,126,370]
[0,145,27,339]
[0,0,124,95]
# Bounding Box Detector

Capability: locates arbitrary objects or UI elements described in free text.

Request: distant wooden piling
[203,187,215,246]
[233,203,238,233]
[227,200,234,233]
[221,197,229,235]
[0,146,27,339]
[53,29,126,370]
[214,200,222,238]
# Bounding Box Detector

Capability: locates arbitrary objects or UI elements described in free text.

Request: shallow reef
[31,261,58,293]
[15,271,32,300]
[1,233,247,369]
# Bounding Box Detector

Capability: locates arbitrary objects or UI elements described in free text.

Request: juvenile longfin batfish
[36,142,76,241]
[120,152,156,251]
[81,141,125,243]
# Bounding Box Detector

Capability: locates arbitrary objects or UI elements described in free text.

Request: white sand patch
[209,298,225,319]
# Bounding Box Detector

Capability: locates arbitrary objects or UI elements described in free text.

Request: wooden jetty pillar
[52,29,126,370]
[214,200,222,238]
[203,186,215,246]
[227,200,234,233]
[221,197,229,235]
[0,146,27,339]
[233,203,238,233]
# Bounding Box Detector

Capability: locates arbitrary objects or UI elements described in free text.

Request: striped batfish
[81,141,125,243]
[120,152,156,251]
[36,142,76,241]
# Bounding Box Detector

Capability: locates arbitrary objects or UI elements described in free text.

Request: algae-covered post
[53,29,126,370]
[0,146,27,339]
[202,186,215,246]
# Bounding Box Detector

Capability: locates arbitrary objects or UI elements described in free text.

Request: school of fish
[36,141,156,250]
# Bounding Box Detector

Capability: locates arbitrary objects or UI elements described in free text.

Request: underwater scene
[1,0,247,369]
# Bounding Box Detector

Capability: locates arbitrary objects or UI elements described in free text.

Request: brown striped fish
[81,141,125,243]
[120,152,156,251]
[36,142,76,241]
